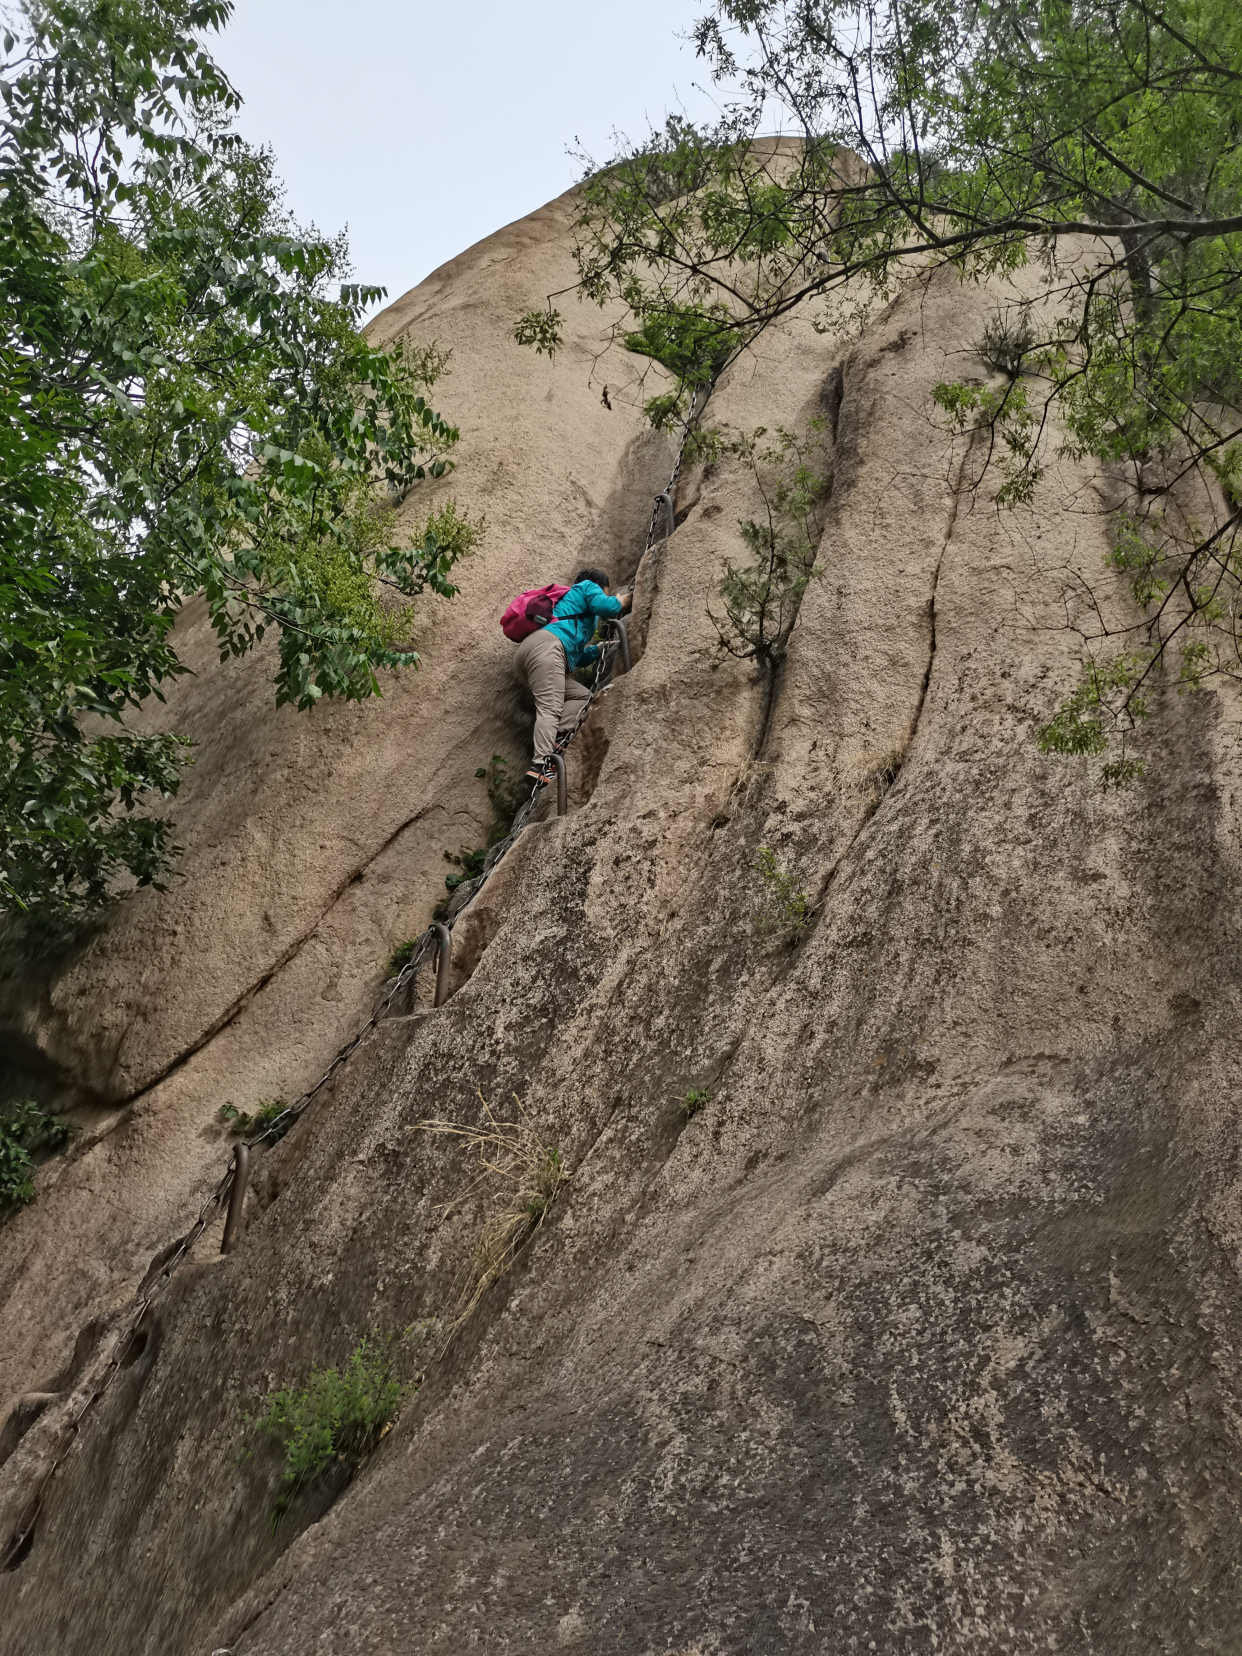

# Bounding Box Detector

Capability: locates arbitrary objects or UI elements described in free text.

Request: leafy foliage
[512,307,563,359]
[571,115,793,416]
[624,304,738,386]
[705,422,828,670]
[441,845,485,898]
[753,846,809,942]
[249,1333,409,1524]
[387,936,423,974]
[218,1098,290,1140]
[1,1100,73,1213]
[0,0,478,928]
[476,755,528,844]
[556,0,1242,776]
[977,309,1037,383]
[680,1087,712,1118]
[624,301,739,429]
[434,756,528,918]
[932,377,1042,508]
[1038,655,1149,786]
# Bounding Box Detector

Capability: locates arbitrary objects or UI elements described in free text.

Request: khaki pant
[514,627,591,762]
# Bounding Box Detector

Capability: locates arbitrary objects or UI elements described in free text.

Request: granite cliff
[2,181,1242,1655]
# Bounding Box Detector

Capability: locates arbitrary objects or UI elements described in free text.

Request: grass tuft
[387,937,423,974]
[409,1093,570,1345]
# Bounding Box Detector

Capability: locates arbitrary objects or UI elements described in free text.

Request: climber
[513,567,631,785]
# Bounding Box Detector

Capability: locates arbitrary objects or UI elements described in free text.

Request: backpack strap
[552,584,590,623]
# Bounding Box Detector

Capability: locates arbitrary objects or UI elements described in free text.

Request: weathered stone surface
[3,188,1242,1656]
[0,188,673,1409]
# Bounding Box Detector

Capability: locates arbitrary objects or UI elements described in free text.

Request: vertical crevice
[748,662,778,758]
[807,430,977,918]
[749,361,846,761]
[903,431,977,761]
[820,361,844,445]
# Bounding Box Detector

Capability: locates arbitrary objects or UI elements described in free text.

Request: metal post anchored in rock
[655,491,675,540]
[430,922,452,1008]
[612,616,630,675]
[550,754,567,817]
[220,1143,250,1255]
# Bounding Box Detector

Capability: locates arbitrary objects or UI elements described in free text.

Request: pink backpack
[500,583,570,642]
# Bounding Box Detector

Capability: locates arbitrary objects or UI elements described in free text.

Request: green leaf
[0,0,475,927]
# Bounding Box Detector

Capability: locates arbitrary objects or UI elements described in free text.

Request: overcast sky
[210,0,727,314]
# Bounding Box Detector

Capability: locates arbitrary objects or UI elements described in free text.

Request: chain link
[0,934,437,1568]
[639,384,711,561]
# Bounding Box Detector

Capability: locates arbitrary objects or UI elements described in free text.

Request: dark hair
[574,566,612,589]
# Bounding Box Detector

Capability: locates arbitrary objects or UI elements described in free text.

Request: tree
[542,0,1242,779]
[1,0,480,928]
[701,422,827,684]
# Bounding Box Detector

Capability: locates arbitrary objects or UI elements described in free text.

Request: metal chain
[1,383,715,1573]
[237,932,436,1153]
[0,932,436,1570]
[639,384,711,563]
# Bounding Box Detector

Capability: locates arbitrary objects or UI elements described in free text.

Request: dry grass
[409,1093,569,1347]
[727,756,774,805]
[843,741,907,813]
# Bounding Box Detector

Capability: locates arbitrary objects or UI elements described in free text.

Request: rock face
[3,186,1242,1656]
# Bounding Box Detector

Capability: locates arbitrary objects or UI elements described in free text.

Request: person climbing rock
[512,567,631,785]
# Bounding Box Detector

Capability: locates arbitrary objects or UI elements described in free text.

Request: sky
[210,0,730,315]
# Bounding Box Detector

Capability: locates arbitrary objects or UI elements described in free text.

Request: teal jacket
[546,581,624,672]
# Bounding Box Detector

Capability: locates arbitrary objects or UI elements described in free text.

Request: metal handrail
[612,616,631,674]
[1,376,722,1574]
[550,754,567,817]
[655,491,675,540]
[220,1144,250,1255]
[430,922,452,1008]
